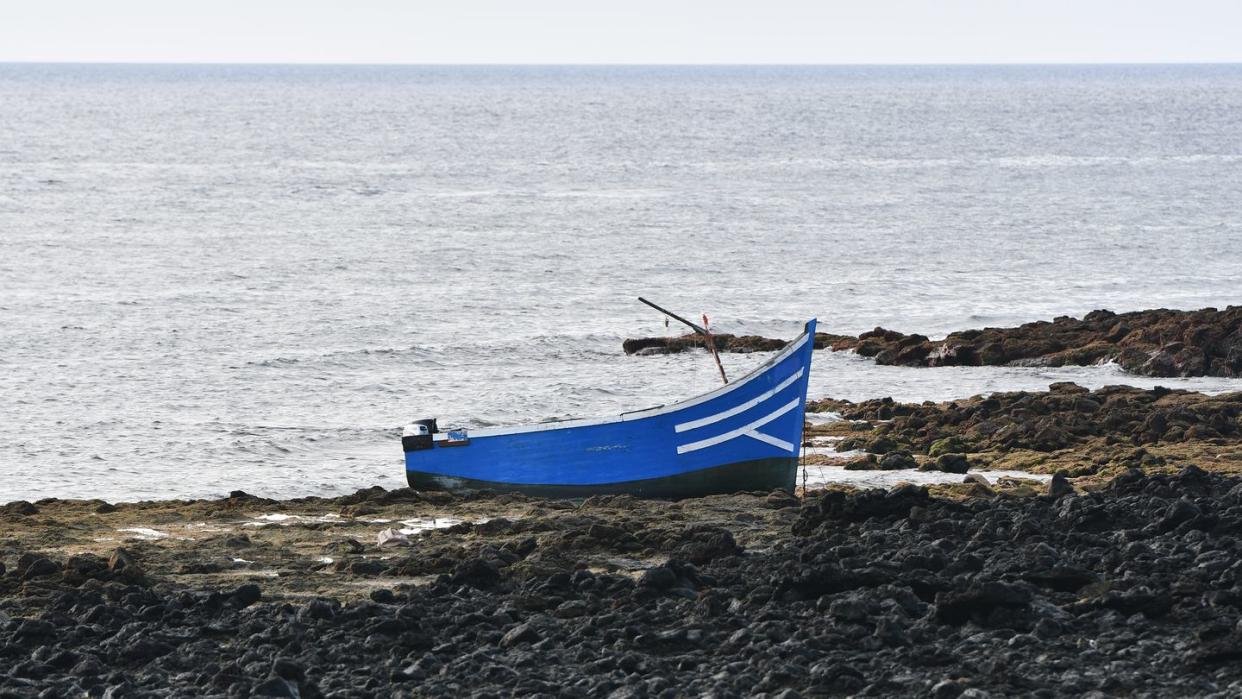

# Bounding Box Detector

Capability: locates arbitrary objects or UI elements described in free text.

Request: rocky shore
[5,456,1242,696]
[806,385,1242,482]
[4,379,1241,696]
[625,307,1242,377]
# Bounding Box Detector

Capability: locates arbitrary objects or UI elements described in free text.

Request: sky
[1,0,1240,65]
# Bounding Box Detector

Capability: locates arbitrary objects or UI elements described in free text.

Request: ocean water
[2,64,1240,502]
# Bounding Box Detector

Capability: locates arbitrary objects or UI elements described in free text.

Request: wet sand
[1,488,796,604]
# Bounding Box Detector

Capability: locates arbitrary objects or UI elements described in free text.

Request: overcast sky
[2,0,1240,64]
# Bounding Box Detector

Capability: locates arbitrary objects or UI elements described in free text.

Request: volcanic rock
[629,307,1242,377]
[839,306,1242,377]
[812,385,1242,455]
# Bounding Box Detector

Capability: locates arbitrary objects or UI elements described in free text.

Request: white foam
[396,516,471,535]
[798,464,1052,490]
[117,527,169,540]
[803,446,867,458]
[242,513,344,527]
[805,412,843,425]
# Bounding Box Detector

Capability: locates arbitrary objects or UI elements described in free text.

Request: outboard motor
[402,418,438,452]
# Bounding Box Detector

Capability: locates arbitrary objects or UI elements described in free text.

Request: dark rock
[107,548,145,581]
[554,600,588,618]
[392,664,425,682]
[1100,589,1174,618]
[1023,566,1097,592]
[13,619,56,642]
[500,621,540,647]
[121,638,174,662]
[879,450,918,470]
[369,588,397,604]
[622,331,844,356]
[346,559,388,576]
[674,526,742,563]
[252,677,300,698]
[1159,498,1201,531]
[231,583,262,608]
[935,582,1032,627]
[451,557,501,588]
[865,437,900,455]
[928,436,969,457]
[101,682,134,698]
[3,500,39,516]
[639,566,678,590]
[934,453,970,474]
[841,454,880,470]
[1048,473,1075,498]
[64,553,108,581]
[828,595,871,622]
[324,538,365,554]
[931,679,968,698]
[71,655,105,676]
[298,599,337,621]
[765,490,800,509]
[20,556,59,580]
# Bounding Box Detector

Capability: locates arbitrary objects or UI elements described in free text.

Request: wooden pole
[700,314,730,385]
[637,297,706,335]
[636,297,729,385]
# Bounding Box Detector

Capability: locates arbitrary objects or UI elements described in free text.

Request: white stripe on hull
[675,397,800,455]
[673,368,804,433]
[743,429,795,452]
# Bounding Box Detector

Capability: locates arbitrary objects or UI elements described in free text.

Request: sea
[2,64,1240,502]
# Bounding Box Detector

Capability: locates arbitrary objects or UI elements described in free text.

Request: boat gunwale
[437,322,815,441]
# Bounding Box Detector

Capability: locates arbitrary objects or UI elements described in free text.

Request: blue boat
[402,319,816,498]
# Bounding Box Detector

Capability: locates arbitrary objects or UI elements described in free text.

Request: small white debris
[117,527,169,540]
[377,528,410,547]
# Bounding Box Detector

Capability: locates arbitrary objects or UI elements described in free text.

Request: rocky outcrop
[840,306,1242,377]
[812,384,1242,455]
[622,332,846,355]
[626,306,1242,377]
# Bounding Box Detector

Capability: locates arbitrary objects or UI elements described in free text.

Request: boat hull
[404,319,816,498]
[407,456,796,498]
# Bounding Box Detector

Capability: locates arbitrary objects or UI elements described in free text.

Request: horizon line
[2,60,1242,67]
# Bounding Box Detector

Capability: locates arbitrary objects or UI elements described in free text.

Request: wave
[247,345,438,367]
